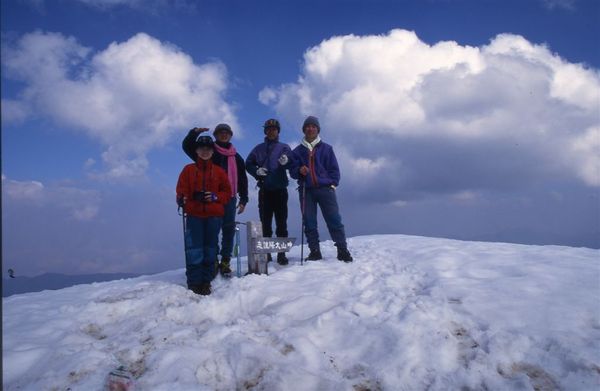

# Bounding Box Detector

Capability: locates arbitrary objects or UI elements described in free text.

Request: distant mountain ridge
[2,272,141,297]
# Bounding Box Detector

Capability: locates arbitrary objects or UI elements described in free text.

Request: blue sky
[2,0,599,276]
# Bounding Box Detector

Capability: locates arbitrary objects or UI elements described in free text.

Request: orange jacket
[176,160,232,218]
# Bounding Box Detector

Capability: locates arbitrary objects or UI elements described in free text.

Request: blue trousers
[300,187,347,251]
[219,197,237,258]
[184,216,222,286]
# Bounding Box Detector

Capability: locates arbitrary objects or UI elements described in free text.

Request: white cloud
[2,177,45,201]
[260,29,600,201]
[2,176,101,221]
[391,200,408,208]
[72,204,100,221]
[350,156,388,176]
[2,31,238,180]
[1,99,31,124]
[569,126,600,186]
[75,0,147,7]
[551,62,600,110]
[452,190,481,202]
[541,0,576,11]
[84,158,96,169]
[258,87,277,106]
[25,0,195,12]
[485,34,599,110]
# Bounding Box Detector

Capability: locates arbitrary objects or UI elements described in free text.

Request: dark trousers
[219,197,237,258]
[184,216,222,286]
[258,188,288,238]
[300,187,347,251]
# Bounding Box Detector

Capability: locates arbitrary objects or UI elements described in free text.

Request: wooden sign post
[246,221,296,275]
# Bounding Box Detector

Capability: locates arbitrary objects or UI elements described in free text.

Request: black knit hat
[302,116,320,133]
[195,135,214,149]
[213,123,233,136]
[263,118,281,134]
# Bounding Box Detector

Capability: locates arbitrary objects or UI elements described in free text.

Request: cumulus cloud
[23,0,195,12]
[540,0,576,11]
[2,176,100,221]
[260,29,600,203]
[569,126,600,186]
[2,31,238,180]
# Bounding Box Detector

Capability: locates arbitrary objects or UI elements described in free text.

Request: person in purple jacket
[246,119,292,265]
[290,116,353,263]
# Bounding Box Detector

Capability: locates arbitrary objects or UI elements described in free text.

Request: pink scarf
[214,144,238,197]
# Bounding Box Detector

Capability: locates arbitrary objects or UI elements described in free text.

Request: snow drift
[3,234,599,390]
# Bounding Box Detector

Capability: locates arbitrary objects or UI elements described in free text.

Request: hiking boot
[277,252,289,265]
[306,248,322,261]
[336,246,353,263]
[196,282,211,296]
[219,257,232,275]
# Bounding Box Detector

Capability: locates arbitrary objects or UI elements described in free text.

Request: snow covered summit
[3,234,599,390]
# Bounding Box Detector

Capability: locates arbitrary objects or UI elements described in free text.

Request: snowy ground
[3,234,599,391]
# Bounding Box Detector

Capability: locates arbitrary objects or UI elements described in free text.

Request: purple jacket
[245,137,292,190]
[290,141,341,189]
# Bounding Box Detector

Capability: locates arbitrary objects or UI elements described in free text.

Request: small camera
[193,191,208,202]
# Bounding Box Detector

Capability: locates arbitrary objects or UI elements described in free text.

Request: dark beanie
[213,123,233,135]
[195,135,214,149]
[302,116,320,133]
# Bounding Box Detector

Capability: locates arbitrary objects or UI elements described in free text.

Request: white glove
[278,154,289,166]
[256,167,268,176]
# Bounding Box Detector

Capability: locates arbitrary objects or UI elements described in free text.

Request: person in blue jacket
[245,119,292,265]
[290,116,353,263]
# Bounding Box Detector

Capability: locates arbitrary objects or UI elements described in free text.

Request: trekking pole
[300,179,306,266]
[235,225,241,278]
[234,221,246,278]
[177,199,187,263]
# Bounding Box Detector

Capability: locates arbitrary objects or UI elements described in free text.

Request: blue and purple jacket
[290,141,341,189]
[245,137,292,190]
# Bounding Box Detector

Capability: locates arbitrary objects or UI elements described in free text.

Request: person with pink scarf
[183,124,249,276]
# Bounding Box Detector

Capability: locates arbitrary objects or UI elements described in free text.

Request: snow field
[3,234,599,390]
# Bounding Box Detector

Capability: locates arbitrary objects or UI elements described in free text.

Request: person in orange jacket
[176,135,232,295]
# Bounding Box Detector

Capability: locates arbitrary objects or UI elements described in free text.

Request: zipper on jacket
[309,149,318,187]
[263,140,273,171]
